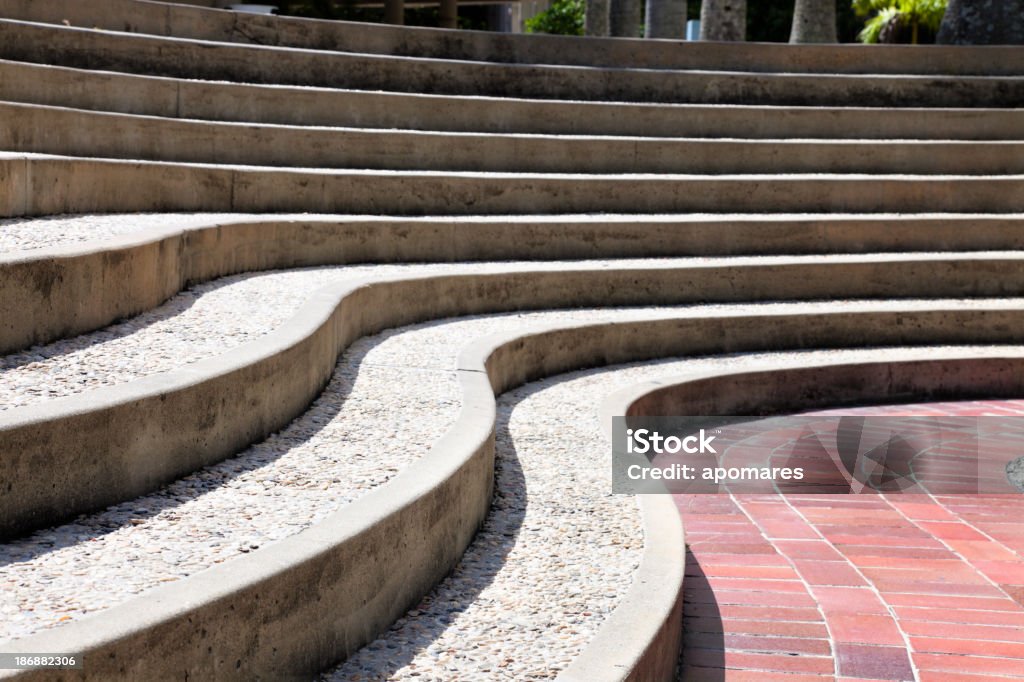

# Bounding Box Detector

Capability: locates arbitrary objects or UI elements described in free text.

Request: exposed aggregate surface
[2,290,1017,680]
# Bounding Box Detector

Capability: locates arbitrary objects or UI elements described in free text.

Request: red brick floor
[677,400,1024,681]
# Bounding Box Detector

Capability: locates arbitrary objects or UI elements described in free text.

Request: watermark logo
[625,428,717,455]
[612,415,1020,495]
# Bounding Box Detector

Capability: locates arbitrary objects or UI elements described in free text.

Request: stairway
[0,1,1022,679]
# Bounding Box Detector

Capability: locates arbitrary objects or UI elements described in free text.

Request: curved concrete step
[4,0,1023,75]
[4,61,1022,140]
[11,254,1024,536]
[4,154,1024,218]
[2,20,1022,107]
[6,213,1024,355]
[7,102,1024,175]
[4,306,1024,680]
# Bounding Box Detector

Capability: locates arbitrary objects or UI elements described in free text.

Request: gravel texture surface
[4,251,1020,411]
[1,306,674,643]
[0,213,246,252]
[0,259,688,410]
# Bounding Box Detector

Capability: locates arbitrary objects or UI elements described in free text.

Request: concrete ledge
[3,154,1024,218]
[2,0,1023,76]
[5,309,1024,679]
[621,356,1024,425]
[2,20,1023,107]
[9,254,1024,535]
[6,102,1024,175]
[7,213,1024,355]
[559,489,684,682]
[4,61,1023,140]
[557,386,686,682]
[0,361,500,681]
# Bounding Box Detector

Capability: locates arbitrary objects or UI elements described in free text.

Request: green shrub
[525,0,585,36]
[853,0,946,43]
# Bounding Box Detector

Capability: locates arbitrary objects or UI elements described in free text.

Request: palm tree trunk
[645,0,686,38]
[610,0,642,37]
[938,0,1024,45]
[384,0,404,24]
[585,0,611,36]
[699,0,746,41]
[789,0,837,43]
[439,0,458,28]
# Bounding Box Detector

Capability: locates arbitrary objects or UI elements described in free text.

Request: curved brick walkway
[679,400,1024,681]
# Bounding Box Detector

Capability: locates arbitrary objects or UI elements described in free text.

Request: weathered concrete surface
[4,311,1024,680]
[4,60,1023,140]
[1,21,1022,107]
[6,214,1024,355]
[6,102,1024,175]
[3,154,1024,218]
[1,0,1022,74]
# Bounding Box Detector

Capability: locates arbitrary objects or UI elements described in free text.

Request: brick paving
[678,400,1024,680]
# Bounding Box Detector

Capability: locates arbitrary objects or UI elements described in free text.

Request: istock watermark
[612,415,1024,495]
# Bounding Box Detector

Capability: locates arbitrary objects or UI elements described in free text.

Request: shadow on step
[0,315,421,571]
[0,271,262,374]
[679,552,725,681]
[323,379,530,679]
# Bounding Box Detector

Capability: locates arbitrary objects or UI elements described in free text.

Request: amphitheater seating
[0,1,1022,679]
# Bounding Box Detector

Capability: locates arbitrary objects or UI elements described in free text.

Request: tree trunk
[789,0,836,43]
[938,0,1024,45]
[645,0,686,38]
[585,0,611,36]
[439,0,458,28]
[610,0,642,36]
[384,0,404,25]
[699,0,746,41]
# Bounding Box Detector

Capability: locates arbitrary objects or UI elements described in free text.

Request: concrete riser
[5,215,1024,356]
[2,155,1023,218]
[4,103,1023,174]
[2,21,1023,108]
[3,61,1022,140]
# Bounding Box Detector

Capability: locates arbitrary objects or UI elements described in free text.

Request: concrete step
[2,20,1022,107]
[1,5,1022,680]
[3,0,1023,75]
[5,254,1024,538]
[4,154,1024,218]
[4,61,1021,140]
[2,304,1023,680]
[6,102,1024,175]
[5,212,1024,356]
